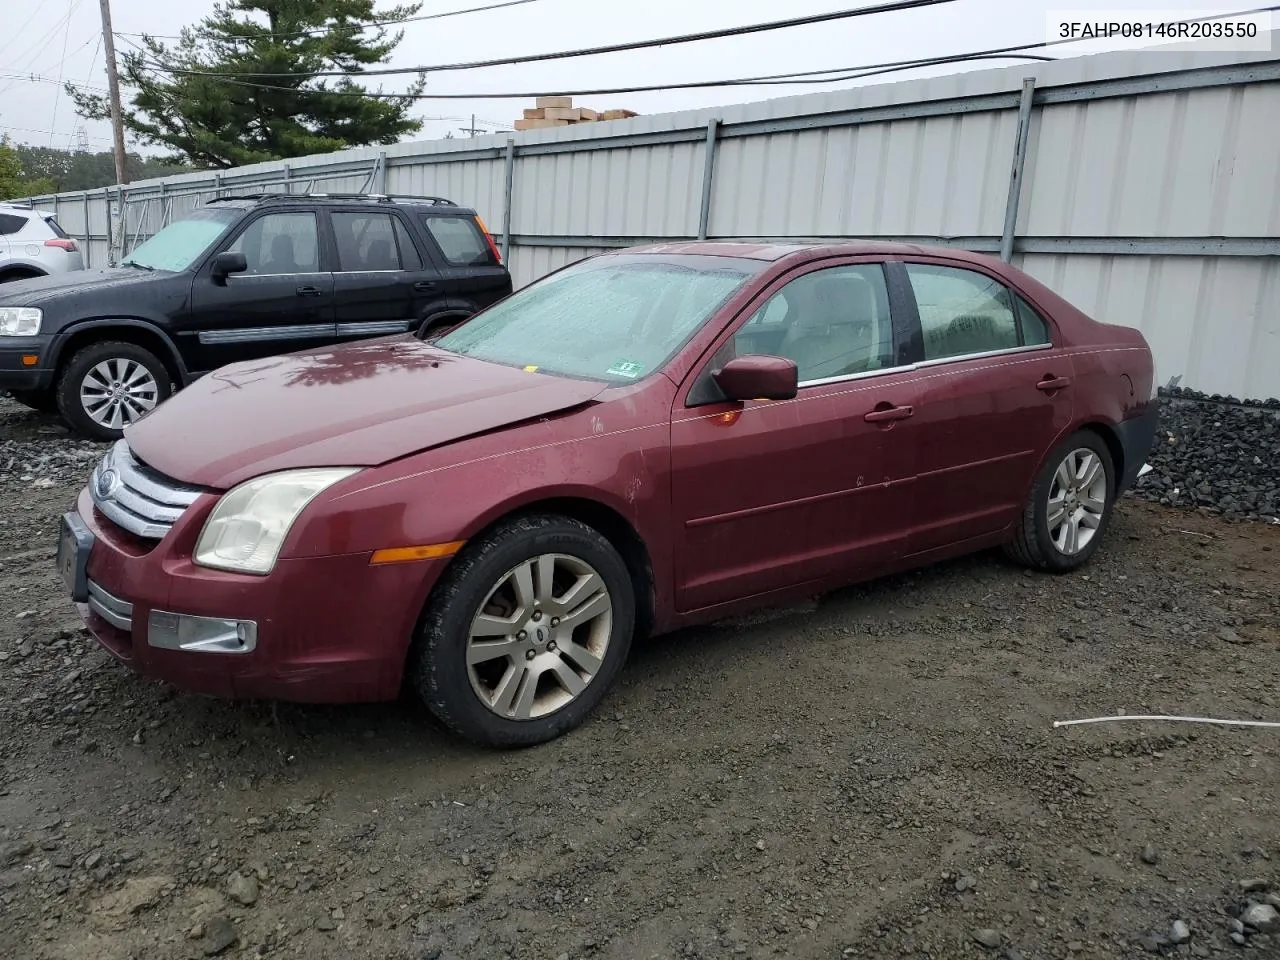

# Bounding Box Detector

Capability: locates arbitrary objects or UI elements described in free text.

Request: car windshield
[435,254,760,383]
[121,207,241,272]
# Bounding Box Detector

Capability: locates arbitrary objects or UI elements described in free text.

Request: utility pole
[97,0,130,184]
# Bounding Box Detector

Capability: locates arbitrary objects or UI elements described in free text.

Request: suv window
[227,212,320,275]
[424,215,493,266]
[333,211,422,271]
[44,216,70,239]
[906,263,1020,361]
[735,265,895,383]
[0,213,28,236]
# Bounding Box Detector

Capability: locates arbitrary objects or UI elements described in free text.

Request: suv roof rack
[206,192,459,206]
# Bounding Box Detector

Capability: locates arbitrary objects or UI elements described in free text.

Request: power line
[139,0,958,80]
[179,2,1280,101]
[0,123,113,144]
[203,51,1054,101]
[0,73,108,93]
[49,0,78,147]
[115,0,547,41]
[0,5,47,61]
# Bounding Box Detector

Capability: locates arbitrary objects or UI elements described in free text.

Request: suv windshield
[121,207,241,272]
[435,254,760,383]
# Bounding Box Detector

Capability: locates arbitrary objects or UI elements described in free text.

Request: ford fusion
[58,241,1158,747]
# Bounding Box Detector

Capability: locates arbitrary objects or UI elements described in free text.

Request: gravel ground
[1,393,1279,960]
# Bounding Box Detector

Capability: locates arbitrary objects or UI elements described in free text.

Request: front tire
[1004,431,1116,572]
[56,341,172,441]
[412,514,635,748]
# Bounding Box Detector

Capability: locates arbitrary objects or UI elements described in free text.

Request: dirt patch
[1,396,1278,959]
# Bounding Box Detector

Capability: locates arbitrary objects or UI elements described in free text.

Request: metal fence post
[501,138,516,263]
[82,192,91,267]
[282,162,291,194]
[1000,78,1036,262]
[697,118,720,240]
[374,151,388,193]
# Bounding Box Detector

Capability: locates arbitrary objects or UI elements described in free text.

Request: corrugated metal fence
[23,38,1280,400]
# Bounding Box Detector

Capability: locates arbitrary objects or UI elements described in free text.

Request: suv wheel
[411,514,635,747]
[56,341,172,441]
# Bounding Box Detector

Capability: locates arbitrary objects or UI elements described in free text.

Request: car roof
[204,193,476,214]
[620,239,1003,268]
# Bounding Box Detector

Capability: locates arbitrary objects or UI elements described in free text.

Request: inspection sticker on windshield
[606,360,644,379]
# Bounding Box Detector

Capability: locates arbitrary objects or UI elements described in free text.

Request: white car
[0,203,85,283]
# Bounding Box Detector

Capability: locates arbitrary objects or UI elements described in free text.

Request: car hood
[125,337,609,489]
[0,267,166,305]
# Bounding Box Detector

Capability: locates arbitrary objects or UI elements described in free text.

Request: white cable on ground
[1054,714,1280,729]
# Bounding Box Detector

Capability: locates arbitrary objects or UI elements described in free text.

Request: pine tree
[69,0,428,169]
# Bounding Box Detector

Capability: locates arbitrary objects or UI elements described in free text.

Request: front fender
[49,318,191,383]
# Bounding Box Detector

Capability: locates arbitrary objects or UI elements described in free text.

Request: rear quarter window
[423,215,494,266]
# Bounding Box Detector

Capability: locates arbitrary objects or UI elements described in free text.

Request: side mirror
[211,251,248,284]
[712,355,798,402]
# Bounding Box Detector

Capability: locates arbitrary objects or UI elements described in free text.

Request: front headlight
[194,467,360,575]
[0,307,42,337]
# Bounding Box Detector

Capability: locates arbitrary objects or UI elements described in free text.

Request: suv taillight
[474,216,502,264]
[44,238,78,252]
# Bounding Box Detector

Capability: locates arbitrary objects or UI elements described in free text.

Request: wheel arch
[1075,420,1125,489]
[0,265,47,282]
[53,319,190,386]
[433,494,656,644]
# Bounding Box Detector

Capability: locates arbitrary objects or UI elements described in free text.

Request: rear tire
[411,514,635,748]
[5,389,58,414]
[1004,431,1116,573]
[56,341,172,441]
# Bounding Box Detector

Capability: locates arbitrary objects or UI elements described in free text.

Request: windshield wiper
[120,260,154,271]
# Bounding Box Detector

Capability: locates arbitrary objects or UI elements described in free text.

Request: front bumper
[0,336,56,391]
[63,487,449,703]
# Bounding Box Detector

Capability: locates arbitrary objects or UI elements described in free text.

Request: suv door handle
[296,285,323,298]
[864,404,914,423]
[414,280,438,292]
[1037,375,1071,391]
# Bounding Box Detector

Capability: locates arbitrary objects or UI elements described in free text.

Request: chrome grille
[90,440,205,540]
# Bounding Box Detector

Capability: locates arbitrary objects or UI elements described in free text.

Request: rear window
[44,216,70,239]
[0,213,27,236]
[423,215,493,266]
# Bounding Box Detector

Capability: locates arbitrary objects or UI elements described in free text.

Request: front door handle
[864,404,914,423]
[414,280,438,292]
[1037,375,1072,392]
[296,285,323,298]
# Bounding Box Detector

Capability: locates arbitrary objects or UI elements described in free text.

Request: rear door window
[332,211,412,272]
[0,214,27,236]
[423,215,494,266]
[904,263,1021,361]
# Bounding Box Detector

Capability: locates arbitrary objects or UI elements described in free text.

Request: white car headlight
[194,467,360,575]
[0,307,42,337]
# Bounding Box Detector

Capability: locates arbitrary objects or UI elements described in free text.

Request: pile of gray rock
[1131,389,1280,522]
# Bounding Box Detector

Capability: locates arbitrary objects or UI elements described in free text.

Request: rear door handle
[296,285,323,298]
[1037,376,1072,391]
[864,404,914,423]
[414,280,438,292]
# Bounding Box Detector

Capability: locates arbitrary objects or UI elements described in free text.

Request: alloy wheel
[1047,447,1108,556]
[466,553,613,721]
[80,359,160,430]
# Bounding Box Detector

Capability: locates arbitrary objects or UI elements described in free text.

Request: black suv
[0,193,513,439]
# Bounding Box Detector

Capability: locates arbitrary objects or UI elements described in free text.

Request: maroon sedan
[57,242,1157,746]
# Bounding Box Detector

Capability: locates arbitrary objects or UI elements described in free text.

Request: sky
[0,0,1269,156]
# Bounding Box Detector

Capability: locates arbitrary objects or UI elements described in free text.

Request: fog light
[148,610,258,654]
